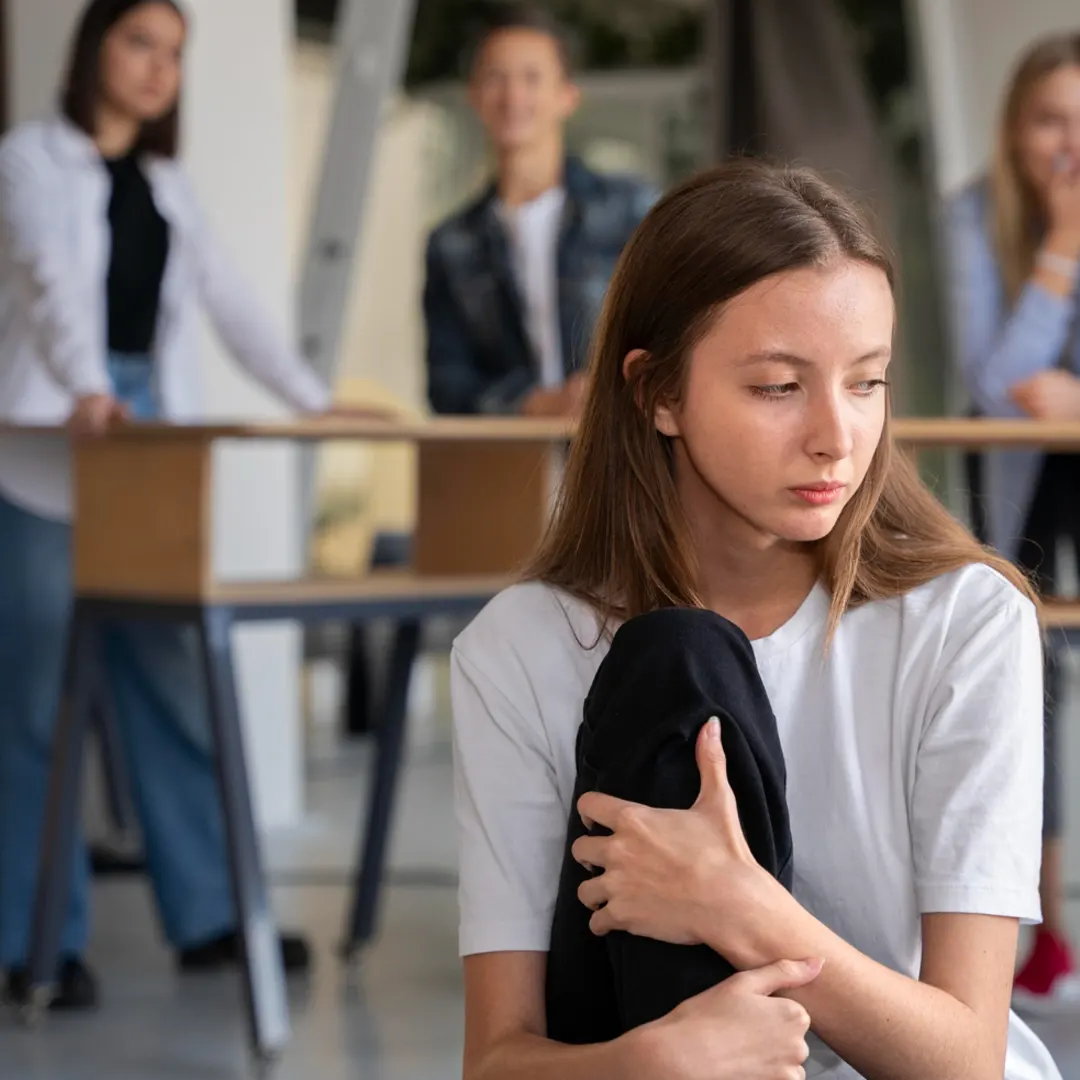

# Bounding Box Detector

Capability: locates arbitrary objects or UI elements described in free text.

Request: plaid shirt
[424,157,657,414]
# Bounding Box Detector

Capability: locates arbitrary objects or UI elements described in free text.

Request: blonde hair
[527,161,1036,639]
[991,33,1080,302]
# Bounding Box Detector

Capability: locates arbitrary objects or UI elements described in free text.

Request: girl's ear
[653,399,680,437]
[621,348,647,385]
[624,349,680,436]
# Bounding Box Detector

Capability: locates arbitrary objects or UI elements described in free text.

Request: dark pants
[545,608,792,1044]
[964,451,988,546]
[1015,453,1080,840]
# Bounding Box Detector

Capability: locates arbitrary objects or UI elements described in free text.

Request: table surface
[3,416,575,442]
[206,571,510,605]
[8,415,1080,447]
[71,569,1080,629]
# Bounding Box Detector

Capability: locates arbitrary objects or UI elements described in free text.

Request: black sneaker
[5,956,99,1011]
[177,930,311,974]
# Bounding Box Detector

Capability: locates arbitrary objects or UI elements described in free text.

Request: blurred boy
[424,4,656,417]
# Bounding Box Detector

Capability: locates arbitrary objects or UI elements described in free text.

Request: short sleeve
[912,590,1043,922]
[451,645,568,956]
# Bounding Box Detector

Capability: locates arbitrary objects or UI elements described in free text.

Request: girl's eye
[851,379,890,396]
[750,383,799,400]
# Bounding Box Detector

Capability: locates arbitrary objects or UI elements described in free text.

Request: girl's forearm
[470,1028,643,1080]
[716,904,1003,1080]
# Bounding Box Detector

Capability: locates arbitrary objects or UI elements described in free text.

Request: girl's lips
[790,484,846,505]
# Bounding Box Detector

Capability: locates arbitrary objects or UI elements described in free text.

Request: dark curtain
[706,0,894,228]
[704,0,901,400]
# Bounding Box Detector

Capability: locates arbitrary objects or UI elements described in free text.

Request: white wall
[913,0,1080,193]
[6,0,305,829]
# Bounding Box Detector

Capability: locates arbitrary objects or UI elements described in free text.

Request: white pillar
[6,0,305,830]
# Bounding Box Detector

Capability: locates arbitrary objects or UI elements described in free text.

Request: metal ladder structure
[294,0,420,715]
[296,0,418,399]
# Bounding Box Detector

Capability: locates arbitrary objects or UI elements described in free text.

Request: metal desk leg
[196,606,289,1063]
[25,603,97,1019]
[341,619,421,960]
[343,622,373,737]
[91,687,136,836]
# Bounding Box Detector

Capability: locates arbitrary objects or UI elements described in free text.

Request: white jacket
[0,117,329,520]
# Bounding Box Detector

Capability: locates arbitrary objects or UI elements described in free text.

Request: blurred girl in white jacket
[0,0,329,1007]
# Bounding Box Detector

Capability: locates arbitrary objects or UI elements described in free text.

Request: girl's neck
[93,102,141,159]
[696,533,820,641]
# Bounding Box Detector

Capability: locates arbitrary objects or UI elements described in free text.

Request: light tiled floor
[0,682,1077,1078]
[0,736,464,1080]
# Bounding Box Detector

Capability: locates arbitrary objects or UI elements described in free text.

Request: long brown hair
[528,160,1036,638]
[62,0,185,158]
[991,33,1080,302]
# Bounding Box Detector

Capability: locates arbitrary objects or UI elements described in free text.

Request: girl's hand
[573,717,789,957]
[1009,369,1080,420]
[632,958,822,1080]
[319,403,400,420]
[1046,158,1080,255]
[67,393,129,436]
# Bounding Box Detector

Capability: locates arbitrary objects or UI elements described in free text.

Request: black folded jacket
[545,607,793,1044]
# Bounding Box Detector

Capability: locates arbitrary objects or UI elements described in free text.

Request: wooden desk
[18,418,545,1063]
[10,414,1074,598]
[1042,598,1080,630]
[29,413,1080,596]
[44,417,568,594]
[30,411,1080,446]
[892,416,1080,449]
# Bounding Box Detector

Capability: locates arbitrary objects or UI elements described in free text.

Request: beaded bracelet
[1036,249,1080,279]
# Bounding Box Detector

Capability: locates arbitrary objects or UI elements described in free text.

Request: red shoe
[1013,928,1080,1016]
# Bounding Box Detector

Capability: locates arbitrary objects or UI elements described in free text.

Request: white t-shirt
[496,186,567,389]
[450,563,1060,1079]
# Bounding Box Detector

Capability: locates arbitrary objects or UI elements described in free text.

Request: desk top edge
[8,416,1080,447]
[71,574,1080,628]
[1,417,575,442]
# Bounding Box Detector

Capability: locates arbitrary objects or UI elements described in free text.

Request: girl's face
[1014,64,1080,196]
[99,3,185,124]
[653,259,894,552]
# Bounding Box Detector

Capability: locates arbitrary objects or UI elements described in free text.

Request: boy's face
[469,28,580,152]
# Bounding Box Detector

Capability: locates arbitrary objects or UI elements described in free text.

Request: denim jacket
[423,157,657,414]
[945,178,1080,557]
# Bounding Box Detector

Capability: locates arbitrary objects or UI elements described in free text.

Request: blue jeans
[0,353,233,966]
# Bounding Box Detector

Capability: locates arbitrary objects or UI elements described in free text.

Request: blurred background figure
[422,4,655,419]
[0,0,329,1009]
[945,32,1080,1009]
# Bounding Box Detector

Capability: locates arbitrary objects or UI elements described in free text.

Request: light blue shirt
[945,179,1080,558]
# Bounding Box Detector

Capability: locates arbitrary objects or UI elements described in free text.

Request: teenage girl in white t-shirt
[451,160,1060,1079]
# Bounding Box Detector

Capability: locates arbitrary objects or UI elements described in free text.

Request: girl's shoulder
[451,582,611,735]
[0,120,66,178]
[901,560,1032,619]
[850,560,1037,661]
[455,580,603,665]
[945,175,992,235]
